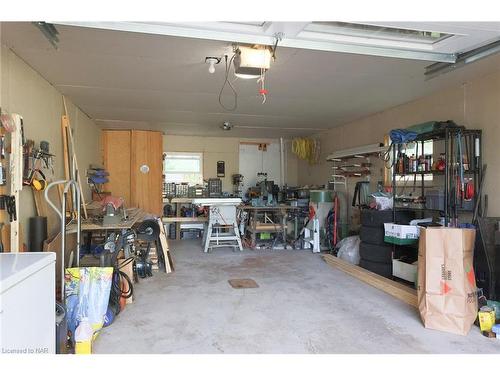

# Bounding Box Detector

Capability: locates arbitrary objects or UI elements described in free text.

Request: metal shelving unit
[391,126,483,226]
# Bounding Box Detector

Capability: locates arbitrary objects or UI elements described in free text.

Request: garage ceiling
[2,22,500,138]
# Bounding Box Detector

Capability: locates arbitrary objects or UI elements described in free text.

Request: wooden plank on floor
[322,254,417,307]
[157,217,173,273]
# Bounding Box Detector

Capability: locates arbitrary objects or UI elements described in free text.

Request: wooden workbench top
[66,207,148,233]
[239,205,302,210]
[162,216,208,223]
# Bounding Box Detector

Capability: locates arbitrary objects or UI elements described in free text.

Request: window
[395,140,434,186]
[163,152,203,185]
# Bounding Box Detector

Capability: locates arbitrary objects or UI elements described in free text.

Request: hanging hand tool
[6,196,17,222]
[0,162,6,186]
[0,135,5,159]
[473,164,487,224]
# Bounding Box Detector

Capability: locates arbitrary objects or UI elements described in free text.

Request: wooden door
[130,130,163,215]
[102,130,132,205]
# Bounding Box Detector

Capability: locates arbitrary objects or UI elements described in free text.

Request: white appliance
[0,252,56,354]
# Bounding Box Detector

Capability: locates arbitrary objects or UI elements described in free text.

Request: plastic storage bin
[425,190,445,211]
[392,258,418,283]
[425,189,475,211]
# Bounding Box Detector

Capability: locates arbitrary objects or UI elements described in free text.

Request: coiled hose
[108,257,134,316]
[292,138,320,164]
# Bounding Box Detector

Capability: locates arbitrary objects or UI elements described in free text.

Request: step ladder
[303,218,320,253]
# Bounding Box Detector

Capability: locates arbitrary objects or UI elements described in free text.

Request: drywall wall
[299,67,500,216]
[0,46,101,246]
[239,143,282,195]
[163,135,298,191]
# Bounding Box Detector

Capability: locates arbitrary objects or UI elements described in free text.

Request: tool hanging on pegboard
[0,195,17,222]
[23,139,55,189]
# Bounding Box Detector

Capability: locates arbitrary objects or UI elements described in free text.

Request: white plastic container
[392,258,418,283]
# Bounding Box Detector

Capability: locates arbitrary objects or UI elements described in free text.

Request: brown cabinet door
[102,130,132,204]
[130,130,163,216]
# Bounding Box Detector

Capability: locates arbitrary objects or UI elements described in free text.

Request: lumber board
[62,96,88,219]
[322,254,417,307]
[323,256,416,300]
[66,119,88,219]
[162,216,207,223]
[61,115,74,214]
[157,217,173,273]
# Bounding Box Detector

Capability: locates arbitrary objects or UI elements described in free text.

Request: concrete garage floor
[93,240,500,354]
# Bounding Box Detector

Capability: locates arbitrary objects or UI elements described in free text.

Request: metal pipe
[44,179,81,303]
[280,137,286,189]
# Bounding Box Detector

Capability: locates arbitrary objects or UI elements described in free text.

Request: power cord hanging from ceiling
[218,54,238,111]
[257,68,268,104]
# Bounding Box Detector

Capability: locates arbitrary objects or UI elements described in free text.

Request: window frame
[163,151,204,185]
[393,140,434,187]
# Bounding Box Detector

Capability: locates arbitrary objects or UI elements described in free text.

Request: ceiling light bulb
[208,60,216,74]
[206,57,219,74]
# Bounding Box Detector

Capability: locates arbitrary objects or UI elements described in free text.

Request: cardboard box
[384,223,420,245]
[392,258,417,283]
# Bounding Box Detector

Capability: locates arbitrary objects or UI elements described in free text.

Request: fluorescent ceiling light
[327,143,386,160]
[306,22,452,45]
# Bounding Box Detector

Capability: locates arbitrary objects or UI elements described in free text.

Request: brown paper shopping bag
[417,227,478,335]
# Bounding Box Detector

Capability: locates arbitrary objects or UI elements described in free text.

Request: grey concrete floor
[93,240,500,354]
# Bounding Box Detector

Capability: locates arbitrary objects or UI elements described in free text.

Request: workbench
[162,197,205,240]
[65,207,150,257]
[239,205,302,248]
[66,207,147,233]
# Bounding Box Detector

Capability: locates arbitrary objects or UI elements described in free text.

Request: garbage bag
[336,235,361,265]
[65,267,113,339]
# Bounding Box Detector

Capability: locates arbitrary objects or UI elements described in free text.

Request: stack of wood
[61,96,87,220]
[322,254,417,307]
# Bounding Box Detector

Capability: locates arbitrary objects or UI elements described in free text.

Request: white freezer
[0,252,56,354]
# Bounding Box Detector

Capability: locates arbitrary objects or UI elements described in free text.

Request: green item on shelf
[384,236,418,246]
[406,121,438,135]
[309,190,333,203]
[260,232,271,240]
